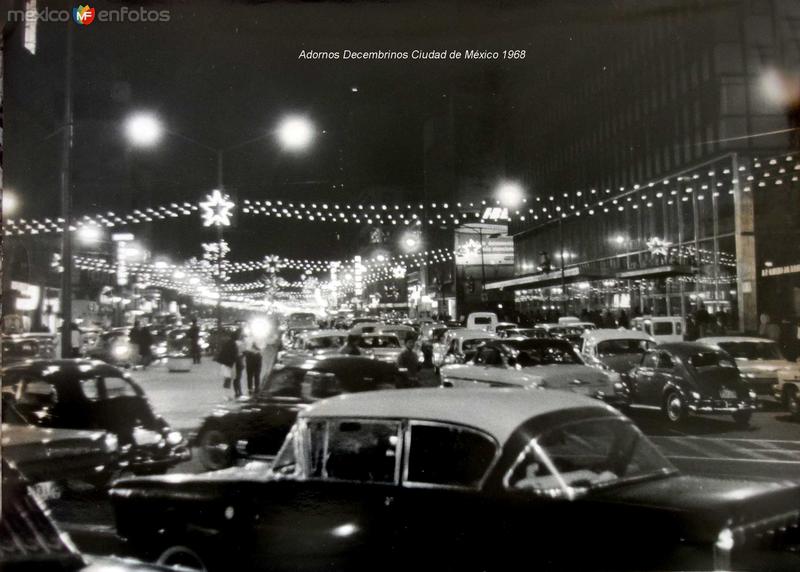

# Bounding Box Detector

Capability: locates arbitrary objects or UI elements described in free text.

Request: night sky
[3,0,702,279]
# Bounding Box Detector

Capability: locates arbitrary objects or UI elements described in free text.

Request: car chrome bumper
[687,399,759,414]
[126,445,191,472]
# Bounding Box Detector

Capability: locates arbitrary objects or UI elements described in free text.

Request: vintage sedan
[534,323,586,347]
[278,329,346,366]
[1,333,57,365]
[627,342,758,425]
[193,355,412,470]
[698,336,800,399]
[358,333,403,363]
[581,328,658,375]
[111,388,800,571]
[85,328,137,367]
[1,360,190,474]
[440,338,629,406]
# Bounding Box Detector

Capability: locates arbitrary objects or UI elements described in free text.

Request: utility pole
[59,24,74,357]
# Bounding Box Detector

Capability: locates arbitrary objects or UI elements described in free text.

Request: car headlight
[690,391,701,401]
[165,430,184,447]
[103,433,118,453]
[748,389,757,399]
[112,345,129,358]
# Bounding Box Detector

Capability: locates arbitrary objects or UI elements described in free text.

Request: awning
[616,264,696,280]
[485,267,609,291]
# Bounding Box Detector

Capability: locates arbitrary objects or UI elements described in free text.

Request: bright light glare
[613,235,625,245]
[760,67,800,108]
[276,115,315,151]
[78,225,103,245]
[125,113,163,147]
[496,181,525,208]
[249,317,271,339]
[3,190,19,216]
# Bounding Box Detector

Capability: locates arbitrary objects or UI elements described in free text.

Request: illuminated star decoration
[392,265,407,279]
[199,190,235,227]
[646,237,672,257]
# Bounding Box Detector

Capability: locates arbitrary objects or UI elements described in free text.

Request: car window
[596,339,655,356]
[656,353,673,369]
[19,380,58,407]
[507,418,674,494]
[689,351,736,369]
[652,322,674,335]
[473,317,492,325]
[308,419,402,483]
[80,376,137,400]
[641,351,659,368]
[406,423,497,488]
[717,341,783,361]
[462,338,490,352]
[306,336,345,351]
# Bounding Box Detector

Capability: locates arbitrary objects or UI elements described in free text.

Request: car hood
[594,474,800,543]
[524,364,614,387]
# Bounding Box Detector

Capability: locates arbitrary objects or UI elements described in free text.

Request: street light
[495,180,525,208]
[125,112,163,148]
[276,115,315,152]
[3,189,20,216]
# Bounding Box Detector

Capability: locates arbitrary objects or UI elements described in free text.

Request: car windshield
[503,340,583,365]
[688,351,737,369]
[360,336,400,348]
[80,376,138,400]
[306,336,345,351]
[596,339,656,356]
[717,341,784,361]
[507,417,675,495]
[430,327,447,342]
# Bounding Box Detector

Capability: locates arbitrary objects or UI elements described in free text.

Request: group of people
[214,319,282,398]
[338,332,439,387]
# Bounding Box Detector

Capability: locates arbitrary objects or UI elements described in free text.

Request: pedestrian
[339,333,362,355]
[138,325,154,369]
[188,318,201,364]
[618,309,629,329]
[417,342,439,388]
[69,322,82,358]
[215,329,240,398]
[396,335,420,385]
[129,320,142,367]
[245,341,263,395]
[260,316,282,388]
[234,329,246,398]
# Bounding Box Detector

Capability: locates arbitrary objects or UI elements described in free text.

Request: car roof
[697,336,776,345]
[452,329,497,340]
[1,359,124,379]
[302,388,610,444]
[302,329,345,338]
[583,328,656,343]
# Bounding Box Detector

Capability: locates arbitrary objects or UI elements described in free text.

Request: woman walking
[215,329,241,399]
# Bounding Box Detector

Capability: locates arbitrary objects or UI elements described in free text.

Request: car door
[244,368,307,457]
[638,351,674,405]
[250,418,402,571]
[631,350,660,405]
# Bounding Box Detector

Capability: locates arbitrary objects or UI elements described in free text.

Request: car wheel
[198,429,233,471]
[785,386,800,418]
[663,391,686,424]
[732,411,752,427]
[156,545,207,571]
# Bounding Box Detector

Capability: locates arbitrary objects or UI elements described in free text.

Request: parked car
[436,328,497,366]
[1,333,57,365]
[358,333,403,363]
[193,355,414,470]
[440,338,629,406]
[1,417,119,486]
[278,329,346,366]
[1,459,171,572]
[580,328,658,375]
[1,360,190,474]
[698,336,800,399]
[533,323,585,347]
[627,342,758,425]
[376,324,416,342]
[285,312,318,331]
[111,388,800,572]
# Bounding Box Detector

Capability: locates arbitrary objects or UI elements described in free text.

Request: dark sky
[3,0,709,278]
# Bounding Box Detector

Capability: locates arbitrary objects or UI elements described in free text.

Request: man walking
[188,318,202,364]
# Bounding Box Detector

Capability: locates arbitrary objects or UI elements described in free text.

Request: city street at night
[2,1,800,571]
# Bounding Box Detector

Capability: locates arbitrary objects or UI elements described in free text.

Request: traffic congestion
[3,1,800,571]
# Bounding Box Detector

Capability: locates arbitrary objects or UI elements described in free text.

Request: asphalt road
[44,359,800,555]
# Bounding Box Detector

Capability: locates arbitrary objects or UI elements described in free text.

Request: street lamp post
[59,23,74,358]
